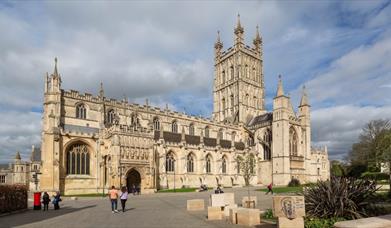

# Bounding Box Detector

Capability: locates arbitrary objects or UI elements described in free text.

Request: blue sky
[0,1,390,163]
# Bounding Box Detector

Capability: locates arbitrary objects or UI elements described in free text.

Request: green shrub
[0,184,28,214]
[288,178,300,187]
[361,172,389,181]
[304,176,378,219]
[304,217,345,228]
[262,209,274,219]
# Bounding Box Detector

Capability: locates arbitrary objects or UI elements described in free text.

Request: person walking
[120,186,128,212]
[52,191,61,210]
[265,183,273,195]
[42,192,50,211]
[108,186,119,213]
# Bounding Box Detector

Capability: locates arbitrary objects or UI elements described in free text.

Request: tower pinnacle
[300,85,310,106]
[214,30,223,50]
[276,75,285,97]
[53,57,58,76]
[234,13,244,35]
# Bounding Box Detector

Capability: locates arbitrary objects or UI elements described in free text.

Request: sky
[0,0,390,163]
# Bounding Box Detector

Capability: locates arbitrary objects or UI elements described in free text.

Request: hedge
[361,172,390,181]
[0,184,28,214]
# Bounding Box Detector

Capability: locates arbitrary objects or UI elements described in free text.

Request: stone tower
[212,15,265,124]
[272,76,292,185]
[40,58,62,193]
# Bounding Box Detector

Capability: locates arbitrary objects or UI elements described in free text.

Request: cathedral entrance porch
[126,169,141,194]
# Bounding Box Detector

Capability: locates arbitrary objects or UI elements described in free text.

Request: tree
[348,119,391,168]
[376,130,391,195]
[330,160,346,177]
[236,153,256,186]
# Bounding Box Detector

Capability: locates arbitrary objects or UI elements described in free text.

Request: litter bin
[33,192,42,210]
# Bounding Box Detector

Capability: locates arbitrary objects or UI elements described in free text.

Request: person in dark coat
[52,191,62,210]
[42,192,50,211]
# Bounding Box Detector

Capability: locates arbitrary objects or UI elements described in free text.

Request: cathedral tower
[212,15,265,124]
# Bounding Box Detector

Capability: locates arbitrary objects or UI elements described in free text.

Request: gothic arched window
[206,154,212,173]
[107,109,115,124]
[187,153,195,173]
[289,127,298,156]
[222,156,227,174]
[153,117,160,131]
[222,70,225,84]
[166,152,175,172]
[189,123,195,135]
[67,143,90,175]
[76,103,87,119]
[205,126,210,138]
[172,121,178,133]
[263,129,272,160]
[222,98,226,115]
[230,66,234,80]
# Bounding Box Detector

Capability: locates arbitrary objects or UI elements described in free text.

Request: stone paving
[0,187,275,228]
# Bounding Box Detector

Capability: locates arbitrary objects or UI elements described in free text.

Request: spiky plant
[304,176,378,219]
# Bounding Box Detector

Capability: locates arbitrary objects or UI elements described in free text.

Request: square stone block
[224,204,238,217]
[236,208,261,226]
[273,195,305,218]
[207,206,223,220]
[187,199,204,211]
[278,217,304,228]
[229,207,242,224]
[242,196,257,208]
[210,194,226,207]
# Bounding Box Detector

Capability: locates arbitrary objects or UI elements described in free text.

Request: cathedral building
[40,17,329,195]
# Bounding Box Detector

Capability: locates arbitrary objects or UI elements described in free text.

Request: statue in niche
[281,197,296,219]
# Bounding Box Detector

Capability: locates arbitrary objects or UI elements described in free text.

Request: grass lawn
[257,186,303,194]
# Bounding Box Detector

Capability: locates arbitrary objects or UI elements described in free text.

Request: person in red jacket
[265,183,273,195]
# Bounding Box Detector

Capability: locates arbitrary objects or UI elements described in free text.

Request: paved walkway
[0,187,275,228]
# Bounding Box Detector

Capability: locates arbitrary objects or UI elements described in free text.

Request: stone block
[334,214,391,228]
[187,199,204,211]
[223,204,238,217]
[229,207,242,224]
[236,208,261,226]
[210,194,226,207]
[273,195,305,219]
[207,206,223,220]
[242,196,257,208]
[277,217,304,228]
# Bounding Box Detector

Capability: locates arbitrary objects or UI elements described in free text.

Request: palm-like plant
[304,176,378,219]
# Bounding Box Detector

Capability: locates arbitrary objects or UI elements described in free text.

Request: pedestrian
[108,186,119,213]
[52,191,61,210]
[42,192,50,211]
[120,186,128,212]
[132,184,136,195]
[265,182,273,195]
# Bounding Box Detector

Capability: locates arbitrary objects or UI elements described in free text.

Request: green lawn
[257,186,303,194]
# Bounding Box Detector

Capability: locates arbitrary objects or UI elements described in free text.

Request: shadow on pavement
[0,205,97,228]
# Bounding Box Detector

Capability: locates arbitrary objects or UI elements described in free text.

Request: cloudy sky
[0,1,390,163]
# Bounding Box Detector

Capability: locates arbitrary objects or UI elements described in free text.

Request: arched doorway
[126,169,141,194]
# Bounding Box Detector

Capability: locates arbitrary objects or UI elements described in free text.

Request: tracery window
[166,152,175,172]
[76,103,87,119]
[153,117,160,131]
[189,123,195,135]
[107,109,115,124]
[187,153,195,173]
[289,127,298,156]
[263,129,272,160]
[172,120,178,133]
[67,143,90,175]
[206,154,212,173]
[222,156,227,174]
[205,126,210,138]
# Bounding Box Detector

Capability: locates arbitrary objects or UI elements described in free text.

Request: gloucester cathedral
[40,17,330,194]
